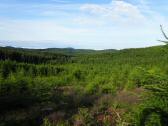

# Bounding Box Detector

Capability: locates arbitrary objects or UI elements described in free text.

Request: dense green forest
[1,45,168,126]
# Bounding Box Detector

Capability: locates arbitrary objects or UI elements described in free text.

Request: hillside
[0,46,117,54]
[0,45,168,126]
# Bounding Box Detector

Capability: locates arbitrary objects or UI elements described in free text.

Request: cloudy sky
[0,0,168,49]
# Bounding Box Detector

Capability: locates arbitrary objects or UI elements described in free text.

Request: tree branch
[160,25,168,40]
[158,40,168,44]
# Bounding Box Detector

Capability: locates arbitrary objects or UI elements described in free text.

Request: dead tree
[158,25,168,44]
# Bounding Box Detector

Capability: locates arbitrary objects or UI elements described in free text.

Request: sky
[0,0,168,49]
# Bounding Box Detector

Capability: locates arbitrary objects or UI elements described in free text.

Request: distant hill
[0,46,117,55]
[41,47,96,54]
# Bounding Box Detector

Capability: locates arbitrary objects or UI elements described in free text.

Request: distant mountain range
[0,40,118,54]
[0,46,117,55]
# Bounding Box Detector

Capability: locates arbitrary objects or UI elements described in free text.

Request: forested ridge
[1,45,168,126]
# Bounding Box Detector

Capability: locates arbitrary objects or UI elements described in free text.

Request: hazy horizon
[0,40,165,50]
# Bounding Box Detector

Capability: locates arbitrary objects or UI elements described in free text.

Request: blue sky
[0,0,168,49]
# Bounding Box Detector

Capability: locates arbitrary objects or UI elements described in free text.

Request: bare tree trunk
[158,25,168,44]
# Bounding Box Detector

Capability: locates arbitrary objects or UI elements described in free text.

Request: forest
[1,44,168,126]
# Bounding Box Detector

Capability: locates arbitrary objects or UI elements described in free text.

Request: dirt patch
[114,88,144,105]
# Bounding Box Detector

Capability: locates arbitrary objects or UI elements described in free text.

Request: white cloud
[0,19,94,41]
[80,0,145,22]
[73,17,104,26]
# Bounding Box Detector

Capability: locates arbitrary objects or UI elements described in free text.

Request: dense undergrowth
[1,45,168,126]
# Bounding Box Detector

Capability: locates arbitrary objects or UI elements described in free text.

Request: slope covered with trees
[1,45,168,126]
